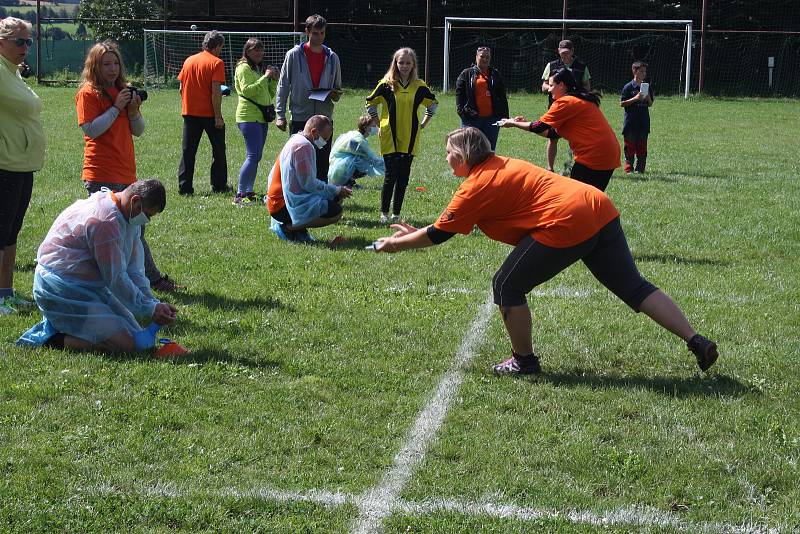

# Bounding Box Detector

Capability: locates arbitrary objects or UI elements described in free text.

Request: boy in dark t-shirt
[620,61,653,174]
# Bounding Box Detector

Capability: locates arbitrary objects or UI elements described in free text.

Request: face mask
[313,135,328,149]
[129,201,149,226]
[369,126,379,136]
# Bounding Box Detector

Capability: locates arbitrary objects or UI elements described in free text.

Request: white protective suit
[268,133,340,227]
[17,191,159,346]
[327,130,385,186]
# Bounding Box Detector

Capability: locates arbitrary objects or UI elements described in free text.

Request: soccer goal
[143,30,304,87]
[442,18,693,98]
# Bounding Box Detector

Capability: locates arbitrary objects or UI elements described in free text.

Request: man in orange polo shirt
[177,30,229,195]
[373,127,719,376]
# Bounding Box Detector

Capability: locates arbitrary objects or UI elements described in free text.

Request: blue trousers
[461,116,500,150]
[237,122,269,195]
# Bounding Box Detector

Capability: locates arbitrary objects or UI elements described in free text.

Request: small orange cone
[415,186,427,192]
[154,338,190,358]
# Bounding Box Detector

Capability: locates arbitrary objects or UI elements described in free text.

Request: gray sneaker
[3,294,33,309]
[492,354,541,375]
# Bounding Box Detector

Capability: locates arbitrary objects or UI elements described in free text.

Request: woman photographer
[233,37,279,206]
[0,17,45,314]
[76,41,180,292]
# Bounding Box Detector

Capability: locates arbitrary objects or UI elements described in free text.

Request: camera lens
[129,87,148,102]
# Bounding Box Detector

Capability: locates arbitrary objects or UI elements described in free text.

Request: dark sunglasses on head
[477,46,491,53]
[13,38,34,47]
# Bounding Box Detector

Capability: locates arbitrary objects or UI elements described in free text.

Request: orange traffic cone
[154,338,190,357]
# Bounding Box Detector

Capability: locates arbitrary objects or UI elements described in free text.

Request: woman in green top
[233,38,279,206]
[0,17,45,315]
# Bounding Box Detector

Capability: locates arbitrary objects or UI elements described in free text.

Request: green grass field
[1,87,798,533]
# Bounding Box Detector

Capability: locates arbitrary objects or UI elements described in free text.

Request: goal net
[442,18,692,98]
[143,30,304,87]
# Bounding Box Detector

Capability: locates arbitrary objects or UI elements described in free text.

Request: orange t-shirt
[177,50,226,117]
[539,96,621,171]
[76,85,136,185]
[267,157,285,214]
[474,72,493,117]
[433,156,619,248]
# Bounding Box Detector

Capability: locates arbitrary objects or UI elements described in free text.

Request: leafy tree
[78,0,161,41]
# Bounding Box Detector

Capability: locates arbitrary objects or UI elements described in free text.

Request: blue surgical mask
[313,135,328,149]
[129,202,149,226]
[369,126,379,136]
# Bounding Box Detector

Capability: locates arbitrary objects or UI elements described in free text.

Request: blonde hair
[383,47,418,90]
[80,41,127,94]
[445,127,492,168]
[0,17,32,40]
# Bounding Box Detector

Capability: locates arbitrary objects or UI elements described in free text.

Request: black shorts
[270,206,293,225]
[570,162,614,192]
[270,201,342,226]
[492,217,658,310]
[0,169,34,249]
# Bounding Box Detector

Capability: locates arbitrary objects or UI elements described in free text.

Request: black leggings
[570,162,614,192]
[492,217,658,310]
[0,170,34,249]
[381,153,414,215]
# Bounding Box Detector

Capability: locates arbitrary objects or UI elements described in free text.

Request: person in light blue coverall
[18,179,177,353]
[267,115,352,242]
[328,114,384,186]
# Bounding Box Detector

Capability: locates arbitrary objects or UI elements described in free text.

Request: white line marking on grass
[350,293,496,534]
[396,498,774,534]
[93,485,776,533]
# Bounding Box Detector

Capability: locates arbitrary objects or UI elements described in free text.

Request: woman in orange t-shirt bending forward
[500,67,620,192]
[374,127,718,375]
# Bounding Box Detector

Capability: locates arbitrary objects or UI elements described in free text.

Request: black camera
[18,61,33,79]
[128,86,148,102]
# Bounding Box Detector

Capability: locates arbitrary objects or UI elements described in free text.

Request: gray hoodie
[275,43,342,123]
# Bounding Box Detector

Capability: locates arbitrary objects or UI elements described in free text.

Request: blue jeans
[237,122,269,194]
[461,116,500,150]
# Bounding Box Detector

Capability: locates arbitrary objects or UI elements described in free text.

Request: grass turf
[0,87,798,532]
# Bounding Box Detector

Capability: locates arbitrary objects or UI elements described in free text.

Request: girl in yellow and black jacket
[366,47,437,224]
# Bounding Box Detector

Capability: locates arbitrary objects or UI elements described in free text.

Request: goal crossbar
[443,17,693,98]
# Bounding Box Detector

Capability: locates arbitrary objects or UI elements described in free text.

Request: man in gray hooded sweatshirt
[275,14,342,182]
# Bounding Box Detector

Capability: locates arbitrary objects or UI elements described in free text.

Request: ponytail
[551,67,601,106]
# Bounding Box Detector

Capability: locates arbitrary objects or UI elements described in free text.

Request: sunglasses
[10,37,34,47]
[477,47,491,53]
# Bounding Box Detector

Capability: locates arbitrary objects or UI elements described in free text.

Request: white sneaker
[390,214,401,223]
[379,213,389,224]
[0,301,15,315]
